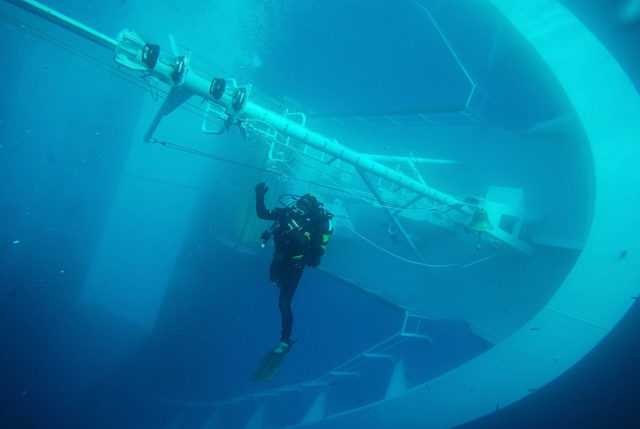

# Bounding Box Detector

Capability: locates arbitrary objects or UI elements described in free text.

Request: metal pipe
[7,0,471,215]
[242,101,469,211]
[5,0,117,50]
[366,154,461,164]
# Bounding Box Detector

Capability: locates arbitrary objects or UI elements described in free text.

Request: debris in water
[12,240,20,245]
[59,270,65,274]
[529,327,541,331]
[617,250,628,260]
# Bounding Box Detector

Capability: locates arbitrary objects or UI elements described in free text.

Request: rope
[337,218,504,269]
[150,140,358,196]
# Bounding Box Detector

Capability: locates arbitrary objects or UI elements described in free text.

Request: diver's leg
[278,265,303,342]
[270,254,283,285]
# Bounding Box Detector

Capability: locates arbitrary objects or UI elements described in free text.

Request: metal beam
[391,194,425,217]
[356,167,426,263]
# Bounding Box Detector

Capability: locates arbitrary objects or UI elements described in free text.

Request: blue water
[1,0,638,428]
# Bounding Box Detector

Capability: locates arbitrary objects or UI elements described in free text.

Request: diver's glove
[255,182,269,198]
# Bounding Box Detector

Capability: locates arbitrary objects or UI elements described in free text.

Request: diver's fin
[250,343,290,382]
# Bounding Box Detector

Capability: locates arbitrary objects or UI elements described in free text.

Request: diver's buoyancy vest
[270,209,332,263]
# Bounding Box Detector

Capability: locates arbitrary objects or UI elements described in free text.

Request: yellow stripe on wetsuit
[321,233,330,250]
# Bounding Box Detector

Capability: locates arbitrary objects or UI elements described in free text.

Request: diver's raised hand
[255,182,269,198]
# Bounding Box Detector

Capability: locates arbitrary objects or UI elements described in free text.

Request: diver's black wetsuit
[269,254,303,342]
[255,184,326,343]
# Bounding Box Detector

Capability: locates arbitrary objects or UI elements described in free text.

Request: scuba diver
[255,182,333,354]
